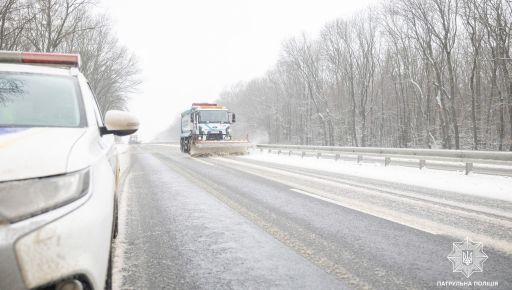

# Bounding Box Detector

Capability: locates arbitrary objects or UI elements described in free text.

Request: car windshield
[199,110,228,123]
[0,73,82,127]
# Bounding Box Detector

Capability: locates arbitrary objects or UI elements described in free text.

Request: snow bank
[241,150,512,202]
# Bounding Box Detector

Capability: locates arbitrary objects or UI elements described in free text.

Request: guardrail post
[301,151,305,158]
[260,148,263,153]
[335,154,340,161]
[465,162,473,175]
[288,150,292,156]
[268,149,271,153]
[316,152,321,159]
[357,155,363,164]
[277,150,281,155]
[385,157,391,167]
[419,160,426,170]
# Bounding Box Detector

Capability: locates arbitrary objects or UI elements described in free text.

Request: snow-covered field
[242,150,512,202]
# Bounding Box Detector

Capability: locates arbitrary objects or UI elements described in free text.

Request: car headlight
[0,169,90,224]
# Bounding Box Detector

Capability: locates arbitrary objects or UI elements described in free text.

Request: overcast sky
[100,0,379,141]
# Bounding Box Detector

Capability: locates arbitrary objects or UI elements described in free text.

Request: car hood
[0,127,87,182]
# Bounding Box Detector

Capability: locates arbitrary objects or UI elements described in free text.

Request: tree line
[218,0,512,151]
[0,0,139,114]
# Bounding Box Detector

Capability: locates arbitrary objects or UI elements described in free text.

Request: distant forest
[217,0,512,151]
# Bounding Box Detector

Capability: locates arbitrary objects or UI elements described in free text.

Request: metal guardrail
[255,144,512,175]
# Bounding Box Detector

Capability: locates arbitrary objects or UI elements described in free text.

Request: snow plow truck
[180,103,250,156]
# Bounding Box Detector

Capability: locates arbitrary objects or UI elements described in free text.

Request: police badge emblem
[447,238,488,278]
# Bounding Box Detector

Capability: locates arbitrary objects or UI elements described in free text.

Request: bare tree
[461,0,484,149]
[0,0,31,50]
[0,0,140,113]
[282,35,335,146]
[26,0,95,52]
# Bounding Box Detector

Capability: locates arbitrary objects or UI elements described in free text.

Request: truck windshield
[199,110,229,123]
[0,73,83,127]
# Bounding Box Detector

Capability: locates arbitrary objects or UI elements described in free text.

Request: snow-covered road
[113,144,512,289]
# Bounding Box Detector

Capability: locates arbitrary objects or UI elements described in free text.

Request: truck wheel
[186,139,191,153]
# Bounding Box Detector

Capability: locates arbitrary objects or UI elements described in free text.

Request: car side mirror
[231,113,236,123]
[101,110,139,136]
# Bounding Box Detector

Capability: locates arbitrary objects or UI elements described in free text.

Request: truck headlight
[0,169,90,223]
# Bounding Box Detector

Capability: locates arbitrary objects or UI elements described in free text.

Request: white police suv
[0,51,138,290]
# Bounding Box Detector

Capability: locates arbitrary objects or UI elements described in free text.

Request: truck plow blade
[190,140,251,156]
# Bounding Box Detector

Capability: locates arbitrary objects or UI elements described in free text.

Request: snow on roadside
[241,150,512,202]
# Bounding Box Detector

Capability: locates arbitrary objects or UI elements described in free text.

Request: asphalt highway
[112,144,512,290]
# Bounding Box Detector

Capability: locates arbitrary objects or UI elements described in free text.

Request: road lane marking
[220,157,512,224]
[230,158,512,219]
[213,157,512,254]
[289,188,439,235]
[191,157,214,166]
[298,168,512,220]
[280,167,512,228]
